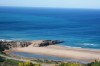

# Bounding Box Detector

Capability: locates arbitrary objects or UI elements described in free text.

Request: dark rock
[0,40,64,51]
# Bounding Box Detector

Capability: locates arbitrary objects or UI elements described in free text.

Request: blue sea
[0,6,100,49]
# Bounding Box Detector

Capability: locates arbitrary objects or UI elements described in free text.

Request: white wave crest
[81,43,98,46]
[65,46,82,48]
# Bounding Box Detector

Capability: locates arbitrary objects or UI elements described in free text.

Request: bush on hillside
[59,62,82,66]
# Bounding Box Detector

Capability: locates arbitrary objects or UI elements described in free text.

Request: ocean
[0,6,100,49]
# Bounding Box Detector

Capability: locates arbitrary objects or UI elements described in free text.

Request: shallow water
[12,52,89,64]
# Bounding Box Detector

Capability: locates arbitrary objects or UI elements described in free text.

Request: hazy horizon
[0,6,100,10]
[0,0,100,9]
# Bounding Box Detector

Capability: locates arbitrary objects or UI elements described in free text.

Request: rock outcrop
[0,40,31,50]
[0,40,64,51]
[31,40,64,47]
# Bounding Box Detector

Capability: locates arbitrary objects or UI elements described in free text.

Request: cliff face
[0,40,64,51]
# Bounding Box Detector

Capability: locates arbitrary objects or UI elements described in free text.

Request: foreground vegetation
[19,61,41,66]
[0,57,20,66]
[58,61,100,66]
[0,56,41,66]
[0,56,100,66]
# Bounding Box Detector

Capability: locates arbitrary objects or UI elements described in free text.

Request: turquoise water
[0,7,100,49]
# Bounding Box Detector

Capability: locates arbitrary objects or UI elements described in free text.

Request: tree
[89,61,100,66]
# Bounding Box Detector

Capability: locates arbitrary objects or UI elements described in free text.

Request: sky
[0,0,100,9]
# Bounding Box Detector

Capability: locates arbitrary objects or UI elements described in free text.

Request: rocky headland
[0,40,64,51]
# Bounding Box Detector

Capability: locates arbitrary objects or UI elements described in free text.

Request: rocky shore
[0,40,64,50]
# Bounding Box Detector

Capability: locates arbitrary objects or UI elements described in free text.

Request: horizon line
[0,6,100,10]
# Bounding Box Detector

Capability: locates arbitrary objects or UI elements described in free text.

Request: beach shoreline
[10,45,100,62]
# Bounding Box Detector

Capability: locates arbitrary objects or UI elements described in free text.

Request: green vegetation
[0,56,41,66]
[6,59,20,65]
[58,61,100,66]
[19,61,41,66]
[88,60,100,66]
[0,57,100,66]
[0,57,21,66]
[59,62,82,66]
[15,60,100,66]
[0,56,5,62]
[19,61,33,66]
[32,59,60,64]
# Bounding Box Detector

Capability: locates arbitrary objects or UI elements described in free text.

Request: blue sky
[0,0,100,9]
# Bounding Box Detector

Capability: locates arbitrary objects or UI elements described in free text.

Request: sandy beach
[11,45,100,62]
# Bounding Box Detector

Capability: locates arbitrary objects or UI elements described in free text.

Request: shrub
[59,62,81,66]
[18,61,41,66]
[19,61,34,66]
[89,61,100,66]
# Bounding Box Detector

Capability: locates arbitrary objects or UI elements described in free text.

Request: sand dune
[12,45,100,62]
